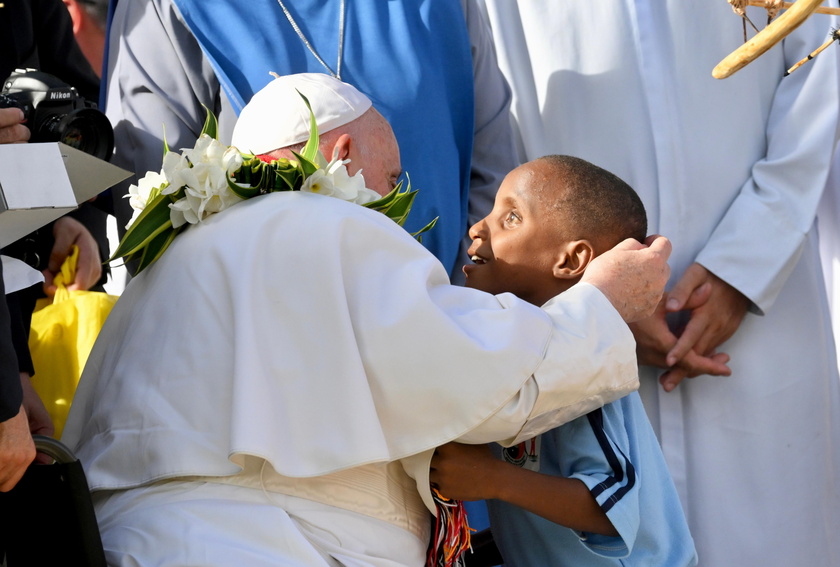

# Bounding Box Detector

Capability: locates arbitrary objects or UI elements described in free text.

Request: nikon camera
[0,69,114,160]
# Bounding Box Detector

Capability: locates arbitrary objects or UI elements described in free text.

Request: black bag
[0,435,106,567]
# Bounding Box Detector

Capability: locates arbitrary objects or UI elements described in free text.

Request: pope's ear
[553,240,595,280]
[330,133,353,161]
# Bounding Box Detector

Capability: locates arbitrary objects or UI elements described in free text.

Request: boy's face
[463,162,573,306]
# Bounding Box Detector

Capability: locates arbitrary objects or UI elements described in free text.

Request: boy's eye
[504,211,522,225]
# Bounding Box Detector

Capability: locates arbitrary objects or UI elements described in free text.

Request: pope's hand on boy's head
[580,235,671,324]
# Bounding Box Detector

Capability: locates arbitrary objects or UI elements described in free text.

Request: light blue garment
[168,0,475,275]
[488,393,698,567]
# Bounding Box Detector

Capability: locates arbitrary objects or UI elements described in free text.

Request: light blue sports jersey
[488,393,698,566]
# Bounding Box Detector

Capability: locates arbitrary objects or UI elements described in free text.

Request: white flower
[160,151,189,194]
[161,134,245,228]
[168,195,200,228]
[326,158,370,202]
[301,156,380,205]
[300,168,338,197]
[124,170,168,229]
[222,146,244,175]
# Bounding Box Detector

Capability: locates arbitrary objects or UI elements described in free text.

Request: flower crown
[112,94,437,273]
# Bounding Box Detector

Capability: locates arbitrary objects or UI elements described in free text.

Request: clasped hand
[632,262,750,391]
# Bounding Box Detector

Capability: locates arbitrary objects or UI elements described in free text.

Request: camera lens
[39,108,114,161]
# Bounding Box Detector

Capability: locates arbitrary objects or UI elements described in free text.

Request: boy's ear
[553,240,595,280]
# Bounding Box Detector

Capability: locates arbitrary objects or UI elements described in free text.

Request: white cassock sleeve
[64,193,638,512]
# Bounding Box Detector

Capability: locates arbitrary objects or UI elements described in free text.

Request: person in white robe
[62,74,672,567]
[479,2,840,566]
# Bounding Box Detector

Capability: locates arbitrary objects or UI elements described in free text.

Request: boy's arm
[430,442,618,537]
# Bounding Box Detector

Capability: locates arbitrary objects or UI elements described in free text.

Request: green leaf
[227,176,261,199]
[135,227,180,273]
[110,192,177,260]
[364,182,403,211]
[162,124,170,158]
[384,190,417,223]
[200,104,218,139]
[411,217,438,240]
[291,151,319,178]
[274,166,301,191]
[297,91,320,162]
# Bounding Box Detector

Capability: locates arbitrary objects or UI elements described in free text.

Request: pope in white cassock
[62,74,671,567]
[480,2,840,566]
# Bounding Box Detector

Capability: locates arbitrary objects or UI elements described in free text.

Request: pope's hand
[581,235,671,323]
[0,107,30,144]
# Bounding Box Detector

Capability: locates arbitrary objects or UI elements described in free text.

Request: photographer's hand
[43,216,102,294]
[0,107,30,144]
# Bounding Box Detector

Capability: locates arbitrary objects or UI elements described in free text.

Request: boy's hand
[430,442,501,501]
[581,235,671,323]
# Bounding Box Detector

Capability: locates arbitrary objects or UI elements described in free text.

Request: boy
[430,155,698,566]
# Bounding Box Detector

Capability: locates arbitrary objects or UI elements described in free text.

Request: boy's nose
[469,218,488,240]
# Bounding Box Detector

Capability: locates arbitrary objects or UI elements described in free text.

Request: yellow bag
[28,245,119,438]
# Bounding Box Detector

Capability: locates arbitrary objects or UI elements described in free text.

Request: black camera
[0,68,114,160]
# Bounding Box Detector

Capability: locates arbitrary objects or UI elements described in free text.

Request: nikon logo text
[48,92,72,100]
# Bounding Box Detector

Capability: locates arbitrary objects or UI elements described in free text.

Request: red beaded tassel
[426,488,473,567]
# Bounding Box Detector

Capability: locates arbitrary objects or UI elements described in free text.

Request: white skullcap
[231,73,373,155]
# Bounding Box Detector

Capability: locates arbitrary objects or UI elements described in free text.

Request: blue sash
[170,0,475,275]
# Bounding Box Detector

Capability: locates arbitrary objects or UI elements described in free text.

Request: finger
[680,350,732,377]
[613,237,645,251]
[33,452,54,465]
[41,270,57,297]
[48,230,79,276]
[644,235,672,259]
[666,313,708,366]
[0,124,30,145]
[681,282,712,310]
[67,250,102,292]
[659,367,688,392]
[709,351,732,370]
[630,322,679,368]
[0,107,24,127]
[666,263,708,312]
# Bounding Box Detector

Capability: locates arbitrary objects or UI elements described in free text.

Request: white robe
[63,192,639,565]
[481,2,840,566]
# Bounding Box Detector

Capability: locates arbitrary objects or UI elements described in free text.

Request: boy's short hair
[537,155,647,247]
